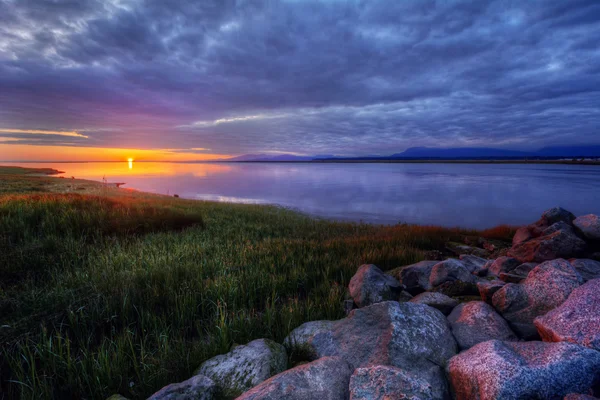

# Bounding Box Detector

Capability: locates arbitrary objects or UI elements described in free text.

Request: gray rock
[349,264,405,308]
[499,272,526,283]
[534,279,600,352]
[429,259,475,287]
[196,339,286,397]
[391,260,438,294]
[512,262,537,276]
[573,214,600,241]
[492,259,583,339]
[236,356,352,400]
[409,292,459,315]
[488,257,521,276]
[284,301,457,374]
[448,340,600,400]
[447,301,518,350]
[284,320,336,359]
[459,254,488,274]
[349,365,449,400]
[148,375,215,400]
[542,207,577,226]
[477,280,506,304]
[509,225,587,263]
[569,259,600,282]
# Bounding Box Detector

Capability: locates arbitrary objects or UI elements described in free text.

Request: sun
[127,158,134,169]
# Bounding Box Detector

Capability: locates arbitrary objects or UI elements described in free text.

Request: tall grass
[0,178,500,399]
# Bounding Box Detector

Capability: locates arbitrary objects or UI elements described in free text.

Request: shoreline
[3,159,600,165]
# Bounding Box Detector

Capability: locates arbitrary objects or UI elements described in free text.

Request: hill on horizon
[223,145,600,162]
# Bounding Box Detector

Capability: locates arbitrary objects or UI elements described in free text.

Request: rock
[477,280,505,304]
[349,365,448,400]
[447,301,518,350]
[397,290,413,302]
[343,299,355,315]
[513,226,534,245]
[509,225,587,263]
[148,375,215,400]
[236,356,352,400]
[284,301,457,374]
[499,272,526,283]
[195,339,286,397]
[512,262,537,276]
[429,259,475,287]
[390,260,438,295]
[459,254,488,274]
[446,242,489,258]
[564,395,600,400]
[409,292,459,315]
[534,279,600,352]
[448,340,600,400]
[573,214,600,241]
[284,320,336,359]
[543,221,576,236]
[542,207,577,226]
[492,259,583,338]
[488,257,521,276]
[105,396,128,400]
[432,279,480,297]
[348,264,405,308]
[569,259,600,282]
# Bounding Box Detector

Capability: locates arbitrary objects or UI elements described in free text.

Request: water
[8,161,600,228]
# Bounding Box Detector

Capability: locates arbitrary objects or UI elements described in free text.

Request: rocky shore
[116,207,600,400]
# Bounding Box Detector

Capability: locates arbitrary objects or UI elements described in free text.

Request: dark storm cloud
[0,0,599,156]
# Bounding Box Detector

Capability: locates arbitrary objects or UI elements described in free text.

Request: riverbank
[0,167,515,399]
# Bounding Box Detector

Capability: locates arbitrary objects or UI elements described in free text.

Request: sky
[0,0,599,161]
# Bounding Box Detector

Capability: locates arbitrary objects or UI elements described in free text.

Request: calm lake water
[9,162,600,229]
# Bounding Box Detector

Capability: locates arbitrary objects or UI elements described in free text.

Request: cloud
[0,0,599,156]
[0,128,89,138]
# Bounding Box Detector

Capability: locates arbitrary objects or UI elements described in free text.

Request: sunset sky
[1,0,599,161]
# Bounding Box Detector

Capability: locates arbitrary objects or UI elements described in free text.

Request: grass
[0,169,513,399]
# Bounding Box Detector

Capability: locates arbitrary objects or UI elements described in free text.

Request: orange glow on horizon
[0,144,230,162]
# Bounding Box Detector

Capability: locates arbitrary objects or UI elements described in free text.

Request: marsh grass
[0,172,510,399]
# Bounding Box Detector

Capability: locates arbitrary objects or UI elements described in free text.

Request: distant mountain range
[223,145,600,162]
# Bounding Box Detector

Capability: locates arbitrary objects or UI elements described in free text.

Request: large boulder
[542,207,577,226]
[509,223,586,263]
[349,365,449,400]
[535,279,600,352]
[447,301,518,350]
[569,259,600,282]
[513,207,576,246]
[148,375,215,400]
[573,214,600,241]
[390,260,438,294]
[492,259,583,338]
[459,254,488,274]
[195,339,286,397]
[236,356,352,400]
[284,301,457,374]
[429,259,476,287]
[409,292,458,315]
[487,257,521,276]
[448,340,600,400]
[348,264,406,307]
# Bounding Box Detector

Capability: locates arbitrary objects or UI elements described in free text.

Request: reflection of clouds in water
[8,162,600,228]
[193,194,268,204]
